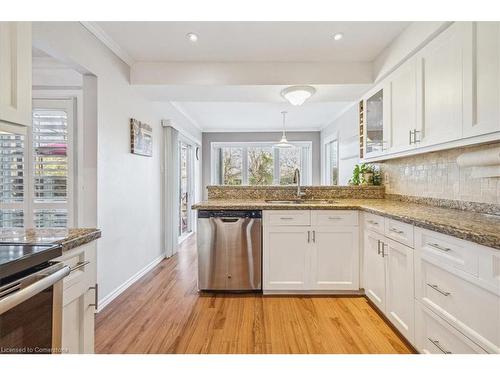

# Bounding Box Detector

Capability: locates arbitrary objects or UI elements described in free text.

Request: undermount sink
[265,199,338,204]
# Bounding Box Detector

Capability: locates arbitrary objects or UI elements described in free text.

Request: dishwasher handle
[218,218,241,223]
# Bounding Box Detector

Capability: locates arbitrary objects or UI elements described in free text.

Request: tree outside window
[279,148,301,185]
[222,147,242,185]
[248,147,273,185]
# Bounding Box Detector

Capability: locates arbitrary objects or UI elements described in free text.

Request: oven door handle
[0,265,70,315]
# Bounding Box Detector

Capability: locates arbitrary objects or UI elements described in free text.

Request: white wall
[32,22,202,304]
[320,104,359,185]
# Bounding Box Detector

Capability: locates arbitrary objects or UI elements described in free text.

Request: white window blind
[0,133,25,228]
[0,98,75,229]
[31,101,73,228]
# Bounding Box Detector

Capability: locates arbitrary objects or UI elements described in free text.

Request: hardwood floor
[95,234,415,354]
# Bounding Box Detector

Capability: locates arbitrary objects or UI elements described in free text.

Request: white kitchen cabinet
[0,22,32,127]
[386,58,418,153]
[56,242,97,354]
[464,22,500,137]
[415,22,470,146]
[263,225,310,290]
[263,210,359,293]
[311,226,359,290]
[385,238,415,343]
[363,229,387,312]
[364,85,391,158]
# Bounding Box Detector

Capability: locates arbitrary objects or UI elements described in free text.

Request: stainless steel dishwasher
[197,210,262,291]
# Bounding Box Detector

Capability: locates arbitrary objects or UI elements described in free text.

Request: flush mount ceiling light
[333,32,344,41]
[281,85,316,106]
[186,32,199,42]
[274,111,294,149]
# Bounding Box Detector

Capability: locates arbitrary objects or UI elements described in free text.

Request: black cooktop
[0,243,63,281]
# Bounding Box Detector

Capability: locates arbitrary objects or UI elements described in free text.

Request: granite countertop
[0,228,102,252]
[192,199,500,250]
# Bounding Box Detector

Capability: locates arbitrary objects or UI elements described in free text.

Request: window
[325,139,339,185]
[212,142,312,186]
[0,98,74,229]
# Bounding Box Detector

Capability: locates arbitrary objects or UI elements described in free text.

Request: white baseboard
[97,254,165,313]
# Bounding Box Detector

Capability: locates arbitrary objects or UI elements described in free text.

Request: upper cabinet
[415,22,470,147]
[361,22,500,161]
[466,22,500,137]
[0,22,32,127]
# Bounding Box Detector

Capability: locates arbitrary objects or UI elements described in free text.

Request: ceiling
[87,22,411,132]
[172,102,352,132]
[95,21,409,63]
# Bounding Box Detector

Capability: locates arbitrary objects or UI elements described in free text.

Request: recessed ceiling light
[186,32,199,42]
[333,32,344,41]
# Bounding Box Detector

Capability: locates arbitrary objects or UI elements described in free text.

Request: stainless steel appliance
[197,210,262,291]
[0,244,69,354]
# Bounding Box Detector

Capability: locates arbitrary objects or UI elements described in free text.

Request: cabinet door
[62,288,96,354]
[263,226,310,291]
[417,22,468,146]
[365,88,387,157]
[464,21,500,137]
[385,238,415,344]
[388,59,417,153]
[363,230,386,312]
[0,22,32,126]
[310,226,359,291]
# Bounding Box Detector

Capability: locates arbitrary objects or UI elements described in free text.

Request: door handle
[312,230,316,243]
[307,231,311,243]
[89,283,98,311]
[377,240,381,255]
[427,283,451,296]
[428,338,452,354]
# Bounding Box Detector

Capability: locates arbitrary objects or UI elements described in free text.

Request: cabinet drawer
[265,210,310,226]
[55,243,96,306]
[363,213,384,234]
[415,228,479,276]
[312,210,358,226]
[415,252,499,353]
[384,218,414,248]
[415,301,487,354]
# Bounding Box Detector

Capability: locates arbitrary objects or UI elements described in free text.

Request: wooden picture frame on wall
[130,118,152,157]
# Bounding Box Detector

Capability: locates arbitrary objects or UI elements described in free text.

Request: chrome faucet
[293,168,306,199]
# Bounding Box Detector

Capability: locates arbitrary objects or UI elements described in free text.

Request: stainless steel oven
[0,261,70,354]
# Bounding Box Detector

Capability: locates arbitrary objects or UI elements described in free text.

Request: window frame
[210,141,313,186]
[324,138,339,186]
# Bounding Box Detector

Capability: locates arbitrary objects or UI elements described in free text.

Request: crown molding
[80,21,135,67]
[170,101,203,131]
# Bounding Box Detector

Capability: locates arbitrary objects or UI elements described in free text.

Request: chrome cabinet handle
[70,260,90,273]
[409,129,413,145]
[280,217,294,220]
[307,231,310,243]
[428,338,452,354]
[367,220,379,225]
[377,240,381,255]
[381,242,386,257]
[328,217,342,220]
[427,243,451,252]
[312,230,316,243]
[389,228,404,235]
[427,283,451,296]
[89,283,98,311]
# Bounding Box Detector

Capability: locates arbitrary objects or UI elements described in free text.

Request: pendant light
[274,111,293,149]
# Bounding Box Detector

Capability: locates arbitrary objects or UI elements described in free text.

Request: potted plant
[349,163,381,186]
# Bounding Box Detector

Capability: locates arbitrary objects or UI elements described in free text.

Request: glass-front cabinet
[365,89,384,155]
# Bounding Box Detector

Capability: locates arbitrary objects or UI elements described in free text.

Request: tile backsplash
[380,142,500,205]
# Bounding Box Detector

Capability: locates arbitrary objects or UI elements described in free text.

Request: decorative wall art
[130,118,152,157]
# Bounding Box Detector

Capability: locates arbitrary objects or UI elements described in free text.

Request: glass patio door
[179,141,193,239]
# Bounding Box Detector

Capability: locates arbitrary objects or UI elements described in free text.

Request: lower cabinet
[264,226,310,290]
[363,226,415,344]
[311,226,359,290]
[415,301,487,354]
[263,210,359,292]
[56,242,97,354]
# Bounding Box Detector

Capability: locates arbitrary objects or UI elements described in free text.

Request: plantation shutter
[0,132,25,228]
[31,100,73,228]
